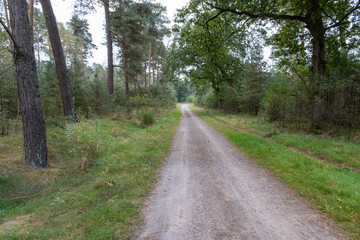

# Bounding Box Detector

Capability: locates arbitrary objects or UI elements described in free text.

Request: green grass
[192,106,360,169]
[0,106,181,239]
[191,106,360,238]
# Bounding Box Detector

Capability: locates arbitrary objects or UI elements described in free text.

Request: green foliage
[38,61,63,118]
[129,95,150,109]
[174,80,190,102]
[111,0,169,91]
[219,84,240,113]
[149,85,177,108]
[194,90,218,109]
[0,107,181,239]
[65,120,104,162]
[171,0,360,134]
[139,109,155,126]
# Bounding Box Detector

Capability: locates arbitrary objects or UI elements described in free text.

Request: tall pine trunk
[152,58,155,85]
[104,0,114,96]
[9,0,48,168]
[29,0,34,28]
[148,42,151,91]
[40,0,76,120]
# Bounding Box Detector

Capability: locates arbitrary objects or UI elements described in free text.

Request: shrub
[140,110,155,126]
[65,120,104,166]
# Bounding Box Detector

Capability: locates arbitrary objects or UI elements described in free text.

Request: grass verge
[191,105,360,238]
[0,106,181,239]
[191,106,360,170]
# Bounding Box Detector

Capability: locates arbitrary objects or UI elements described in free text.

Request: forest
[171,0,360,138]
[0,0,360,239]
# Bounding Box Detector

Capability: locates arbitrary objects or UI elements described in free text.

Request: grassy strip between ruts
[0,106,181,239]
[191,106,360,239]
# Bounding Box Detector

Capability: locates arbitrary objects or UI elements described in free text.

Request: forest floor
[137,104,349,239]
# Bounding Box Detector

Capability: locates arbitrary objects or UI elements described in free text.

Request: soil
[137,104,347,240]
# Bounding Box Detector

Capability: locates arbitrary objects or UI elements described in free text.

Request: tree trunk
[3,0,9,27]
[37,35,41,62]
[137,74,140,89]
[157,62,160,83]
[148,42,151,91]
[144,62,147,88]
[29,0,34,29]
[40,0,76,120]
[123,57,129,95]
[9,0,48,168]
[152,58,155,85]
[104,0,114,96]
[305,1,326,79]
[303,1,326,126]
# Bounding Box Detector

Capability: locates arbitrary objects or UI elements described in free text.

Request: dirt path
[137,105,346,240]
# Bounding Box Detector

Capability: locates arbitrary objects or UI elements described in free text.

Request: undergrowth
[0,106,181,239]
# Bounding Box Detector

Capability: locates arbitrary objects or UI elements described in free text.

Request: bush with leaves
[139,109,155,126]
[65,119,104,164]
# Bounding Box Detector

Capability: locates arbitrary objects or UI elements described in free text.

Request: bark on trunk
[104,0,114,96]
[304,1,326,125]
[124,58,129,95]
[144,62,147,88]
[29,0,34,29]
[9,0,48,168]
[157,62,160,83]
[3,0,9,27]
[152,59,155,85]
[305,1,326,79]
[37,35,40,62]
[148,42,151,91]
[40,0,75,120]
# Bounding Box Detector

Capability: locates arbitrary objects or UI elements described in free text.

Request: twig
[0,187,51,201]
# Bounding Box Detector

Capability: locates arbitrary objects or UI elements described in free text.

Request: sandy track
[137,105,346,240]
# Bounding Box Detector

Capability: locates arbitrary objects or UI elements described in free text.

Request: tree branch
[205,2,306,23]
[0,18,19,51]
[325,1,360,30]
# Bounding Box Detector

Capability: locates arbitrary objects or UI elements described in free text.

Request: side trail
[137,104,346,240]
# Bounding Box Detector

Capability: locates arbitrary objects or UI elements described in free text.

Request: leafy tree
[174,80,190,103]
[170,5,246,109]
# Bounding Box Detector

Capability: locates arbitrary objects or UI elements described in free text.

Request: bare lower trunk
[9,0,48,168]
[152,59,155,85]
[148,42,151,91]
[37,35,40,62]
[104,0,114,96]
[157,63,159,83]
[124,58,129,95]
[304,1,326,126]
[40,0,75,119]
[29,0,34,28]
[144,62,147,88]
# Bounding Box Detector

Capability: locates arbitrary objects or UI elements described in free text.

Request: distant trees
[0,0,173,169]
[172,0,360,134]
[111,0,169,96]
